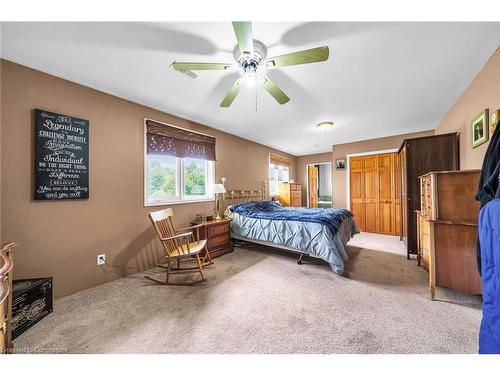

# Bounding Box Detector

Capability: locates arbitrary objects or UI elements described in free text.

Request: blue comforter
[230,200,353,238]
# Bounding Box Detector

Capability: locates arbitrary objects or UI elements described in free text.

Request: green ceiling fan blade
[232,21,254,56]
[220,80,242,108]
[265,46,329,68]
[261,77,290,105]
[171,62,232,71]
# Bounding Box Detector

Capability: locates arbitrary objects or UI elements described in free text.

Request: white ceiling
[1,22,499,155]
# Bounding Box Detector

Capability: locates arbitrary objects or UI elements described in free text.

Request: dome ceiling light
[316,121,334,133]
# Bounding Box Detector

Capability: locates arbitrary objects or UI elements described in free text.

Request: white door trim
[345,148,398,210]
[306,162,332,208]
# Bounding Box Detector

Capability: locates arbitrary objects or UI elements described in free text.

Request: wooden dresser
[416,170,482,299]
[192,219,234,259]
[398,133,459,259]
[279,183,302,206]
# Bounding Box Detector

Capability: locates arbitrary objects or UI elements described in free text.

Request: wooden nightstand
[191,219,234,259]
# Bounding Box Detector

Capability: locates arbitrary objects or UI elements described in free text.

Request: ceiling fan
[170,22,330,108]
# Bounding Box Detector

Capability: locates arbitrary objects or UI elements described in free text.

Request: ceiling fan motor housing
[233,39,268,72]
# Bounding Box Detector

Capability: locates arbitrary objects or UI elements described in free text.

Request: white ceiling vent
[177,69,197,79]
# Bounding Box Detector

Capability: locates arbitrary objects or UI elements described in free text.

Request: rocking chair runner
[145,208,213,285]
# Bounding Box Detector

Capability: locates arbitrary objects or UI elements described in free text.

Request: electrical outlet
[97,254,106,266]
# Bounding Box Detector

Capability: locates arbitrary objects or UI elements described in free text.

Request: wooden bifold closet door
[350,153,399,235]
[363,156,378,233]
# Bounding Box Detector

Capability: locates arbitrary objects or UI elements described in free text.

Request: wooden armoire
[398,133,459,259]
[350,153,401,235]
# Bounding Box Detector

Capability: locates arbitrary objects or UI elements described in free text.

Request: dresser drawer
[421,219,430,236]
[420,230,431,271]
[422,233,431,251]
[291,191,301,199]
[291,184,300,191]
[208,233,231,249]
[207,222,229,237]
[291,198,301,206]
[422,247,430,270]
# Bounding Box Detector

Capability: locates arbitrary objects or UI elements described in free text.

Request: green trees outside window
[183,158,206,196]
[146,154,211,204]
[148,155,177,198]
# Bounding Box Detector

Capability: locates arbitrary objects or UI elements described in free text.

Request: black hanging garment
[475,124,500,274]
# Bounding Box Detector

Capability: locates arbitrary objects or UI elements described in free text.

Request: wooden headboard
[221,181,268,211]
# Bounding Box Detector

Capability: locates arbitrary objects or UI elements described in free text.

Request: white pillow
[223,205,234,220]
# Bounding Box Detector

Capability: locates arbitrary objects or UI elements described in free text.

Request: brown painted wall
[0,60,296,298]
[295,152,332,206]
[435,47,500,169]
[295,131,434,209]
[331,130,434,208]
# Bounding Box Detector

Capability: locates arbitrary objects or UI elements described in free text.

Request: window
[144,119,215,206]
[147,154,179,200]
[183,157,209,198]
[269,154,290,196]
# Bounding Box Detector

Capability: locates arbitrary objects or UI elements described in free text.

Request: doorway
[306,162,333,208]
[348,152,400,235]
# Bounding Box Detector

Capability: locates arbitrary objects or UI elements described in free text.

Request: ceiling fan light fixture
[242,71,256,86]
[316,121,334,132]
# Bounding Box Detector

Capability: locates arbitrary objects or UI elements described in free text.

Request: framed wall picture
[335,158,346,170]
[471,109,489,148]
[34,109,90,200]
[490,109,499,134]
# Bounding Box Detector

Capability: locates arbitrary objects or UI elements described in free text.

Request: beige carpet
[13,233,482,354]
[347,232,407,256]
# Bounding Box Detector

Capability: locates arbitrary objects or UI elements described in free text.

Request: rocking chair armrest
[176,224,204,241]
[159,232,193,242]
[175,224,204,232]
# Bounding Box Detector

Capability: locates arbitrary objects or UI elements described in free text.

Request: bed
[222,185,359,274]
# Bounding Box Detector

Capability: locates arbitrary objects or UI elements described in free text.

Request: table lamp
[213,183,226,220]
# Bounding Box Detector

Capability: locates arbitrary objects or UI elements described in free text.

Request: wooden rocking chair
[145,208,213,285]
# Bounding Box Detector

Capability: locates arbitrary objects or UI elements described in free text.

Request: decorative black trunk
[12,278,53,340]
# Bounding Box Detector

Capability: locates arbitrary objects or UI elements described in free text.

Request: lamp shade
[212,183,226,194]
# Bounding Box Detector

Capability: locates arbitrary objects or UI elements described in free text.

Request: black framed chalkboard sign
[34,109,89,200]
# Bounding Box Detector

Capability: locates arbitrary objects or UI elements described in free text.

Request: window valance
[269,153,290,167]
[146,119,216,161]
